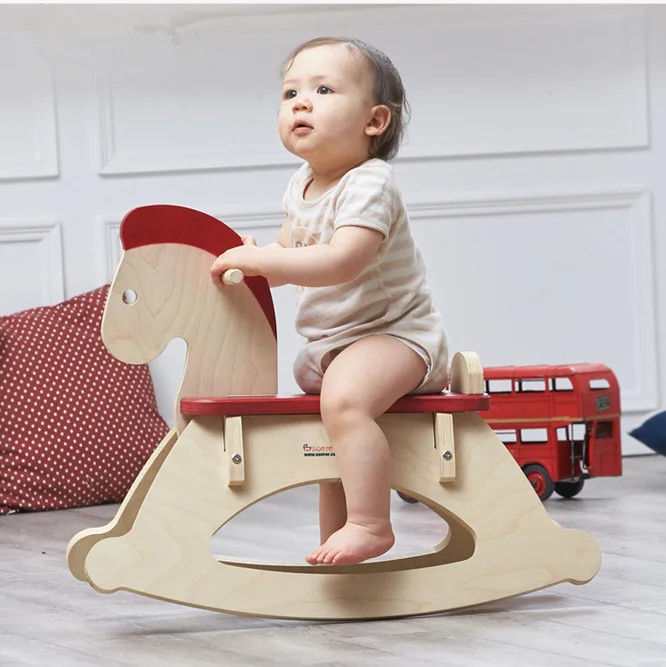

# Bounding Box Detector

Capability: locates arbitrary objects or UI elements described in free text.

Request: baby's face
[278,44,375,165]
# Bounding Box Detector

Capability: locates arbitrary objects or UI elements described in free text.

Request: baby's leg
[306,335,427,566]
[294,348,349,543]
[318,481,346,544]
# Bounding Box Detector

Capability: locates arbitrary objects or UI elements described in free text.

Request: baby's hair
[281,36,411,162]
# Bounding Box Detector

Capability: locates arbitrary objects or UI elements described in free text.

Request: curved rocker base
[68,409,601,621]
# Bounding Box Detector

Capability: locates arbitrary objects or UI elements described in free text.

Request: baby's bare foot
[306,521,395,565]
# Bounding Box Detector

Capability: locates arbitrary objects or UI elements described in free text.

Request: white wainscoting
[95,4,647,176]
[0,41,59,181]
[0,220,64,314]
[408,188,657,416]
[389,5,649,159]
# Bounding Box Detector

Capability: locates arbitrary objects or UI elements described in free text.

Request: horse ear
[120,205,241,255]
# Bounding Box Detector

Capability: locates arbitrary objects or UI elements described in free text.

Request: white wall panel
[408,189,657,415]
[0,220,64,315]
[95,5,647,176]
[396,5,648,158]
[0,42,58,181]
[95,39,290,175]
[99,219,121,285]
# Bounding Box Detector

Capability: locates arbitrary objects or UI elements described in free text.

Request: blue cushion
[630,411,666,455]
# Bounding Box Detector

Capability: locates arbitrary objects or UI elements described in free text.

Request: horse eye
[122,289,138,305]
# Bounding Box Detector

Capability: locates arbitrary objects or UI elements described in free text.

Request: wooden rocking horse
[67,205,601,621]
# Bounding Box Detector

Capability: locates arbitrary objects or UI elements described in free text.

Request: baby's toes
[306,548,322,565]
[322,548,342,565]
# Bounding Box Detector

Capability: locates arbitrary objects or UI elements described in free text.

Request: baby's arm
[261,218,291,287]
[270,218,292,284]
[211,225,383,288]
[212,160,394,289]
[260,226,383,287]
[267,220,291,287]
[245,218,292,287]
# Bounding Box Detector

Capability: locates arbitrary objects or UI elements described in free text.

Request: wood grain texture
[66,340,601,620]
[102,243,278,434]
[225,416,245,487]
[70,410,600,620]
[434,412,456,482]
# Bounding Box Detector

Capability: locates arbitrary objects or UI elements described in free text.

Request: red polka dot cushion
[0,285,169,514]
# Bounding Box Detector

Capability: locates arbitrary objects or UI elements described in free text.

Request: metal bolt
[443,450,453,461]
[232,454,242,464]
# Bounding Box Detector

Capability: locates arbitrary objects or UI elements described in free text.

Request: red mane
[120,205,277,339]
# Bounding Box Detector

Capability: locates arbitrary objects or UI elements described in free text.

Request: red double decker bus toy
[481,363,623,501]
[395,362,623,504]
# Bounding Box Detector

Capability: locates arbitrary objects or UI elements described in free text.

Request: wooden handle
[222,269,244,285]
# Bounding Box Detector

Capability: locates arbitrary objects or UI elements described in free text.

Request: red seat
[180,392,490,417]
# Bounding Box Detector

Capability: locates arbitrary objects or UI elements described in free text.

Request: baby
[211,37,449,566]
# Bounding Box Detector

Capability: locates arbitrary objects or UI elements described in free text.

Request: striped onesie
[282,158,449,394]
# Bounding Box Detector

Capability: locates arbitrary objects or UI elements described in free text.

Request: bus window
[495,429,517,444]
[590,378,611,390]
[520,428,549,444]
[515,379,547,392]
[595,421,614,438]
[570,423,585,441]
[556,424,585,441]
[550,377,573,392]
[486,379,512,394]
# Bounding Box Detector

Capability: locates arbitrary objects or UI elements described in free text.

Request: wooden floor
[2,455,665,666]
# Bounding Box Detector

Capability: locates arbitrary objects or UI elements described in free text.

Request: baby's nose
[293,96,312,111]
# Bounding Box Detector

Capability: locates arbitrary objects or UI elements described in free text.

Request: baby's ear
[366,105,391,137]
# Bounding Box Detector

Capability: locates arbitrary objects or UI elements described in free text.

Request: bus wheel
[554,479,585,499]
[523,464,554,501]
[396,491,419,504]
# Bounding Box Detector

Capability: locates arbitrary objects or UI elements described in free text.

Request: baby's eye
[283,89,297,100]
[317,85,333,95]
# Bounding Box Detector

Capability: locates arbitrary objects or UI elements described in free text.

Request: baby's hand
[210,244,262,287]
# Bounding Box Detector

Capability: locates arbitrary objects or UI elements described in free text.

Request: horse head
[103,205,278,431]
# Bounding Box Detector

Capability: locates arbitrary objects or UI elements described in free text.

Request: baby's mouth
[292,120,313,132]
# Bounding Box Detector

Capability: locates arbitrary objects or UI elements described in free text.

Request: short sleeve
[333,161,396,240]
[282,163,309,216]
[282,189,289,216]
